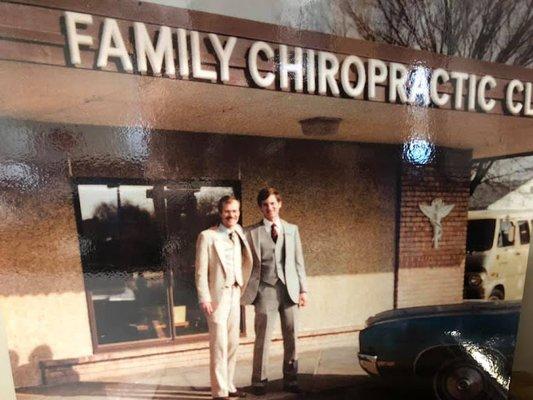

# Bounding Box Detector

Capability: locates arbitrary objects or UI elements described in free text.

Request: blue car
[358,301,521,400]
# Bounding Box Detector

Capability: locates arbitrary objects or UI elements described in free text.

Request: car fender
[413,344,507,378]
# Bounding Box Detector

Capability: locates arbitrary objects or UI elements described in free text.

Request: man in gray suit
[242,187,308,395]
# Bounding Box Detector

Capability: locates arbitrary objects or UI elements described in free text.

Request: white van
[464,210,532,301]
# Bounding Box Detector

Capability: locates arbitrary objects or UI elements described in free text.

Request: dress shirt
[217,224,243,286]
[263,218,283,236]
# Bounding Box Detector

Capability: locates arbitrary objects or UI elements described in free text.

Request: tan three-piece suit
[195,224,252,398]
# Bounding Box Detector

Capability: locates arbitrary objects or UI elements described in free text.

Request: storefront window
[74,181,238,347]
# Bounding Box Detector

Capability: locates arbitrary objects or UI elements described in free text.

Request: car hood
[366,301,521,327]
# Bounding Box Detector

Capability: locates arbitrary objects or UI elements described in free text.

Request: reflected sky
[78,185,155,220]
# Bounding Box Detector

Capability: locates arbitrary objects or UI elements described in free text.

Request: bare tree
[470,155,533,208]
[337,0,533,67]
[471,159,495,195]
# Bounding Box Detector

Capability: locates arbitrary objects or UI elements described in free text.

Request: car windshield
[467,219,496,252]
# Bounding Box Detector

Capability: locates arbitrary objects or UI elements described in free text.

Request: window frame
[497,218,517,248]
[71,177,243,353]
[518,220,531,245]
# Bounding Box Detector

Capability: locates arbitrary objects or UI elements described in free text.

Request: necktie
[271,223,278,243]
[229,231,243,286]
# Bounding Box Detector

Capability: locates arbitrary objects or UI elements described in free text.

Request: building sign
[65,12,532,117]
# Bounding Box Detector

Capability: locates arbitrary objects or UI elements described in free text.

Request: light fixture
[299,117,341,136]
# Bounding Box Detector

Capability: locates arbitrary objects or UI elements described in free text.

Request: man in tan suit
[195,195,252,400]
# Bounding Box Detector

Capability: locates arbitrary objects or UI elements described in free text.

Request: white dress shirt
[263,217,283,236]
[217,224,243,286]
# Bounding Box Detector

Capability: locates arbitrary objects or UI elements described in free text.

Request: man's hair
[217,195,240,213]
[256,187,282,206]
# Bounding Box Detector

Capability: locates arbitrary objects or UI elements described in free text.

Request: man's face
[220,200,240,229]
[260,194,282,221]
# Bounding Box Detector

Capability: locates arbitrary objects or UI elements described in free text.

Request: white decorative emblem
[419,198,455,249]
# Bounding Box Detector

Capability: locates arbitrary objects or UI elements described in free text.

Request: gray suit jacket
[241,219,307,305]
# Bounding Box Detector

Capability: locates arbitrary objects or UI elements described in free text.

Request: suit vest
[258,226,285,286]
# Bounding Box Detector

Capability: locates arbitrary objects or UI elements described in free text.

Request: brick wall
[396,148,472,308]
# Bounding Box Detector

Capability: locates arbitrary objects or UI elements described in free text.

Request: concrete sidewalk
[16,346,363,400]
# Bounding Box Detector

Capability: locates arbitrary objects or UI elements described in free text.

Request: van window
[498,219,516,247]
[518,220,530,244]
[467,219,495,252]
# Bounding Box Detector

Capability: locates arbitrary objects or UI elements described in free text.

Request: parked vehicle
[465,210,532,301]
[358,301,520,400]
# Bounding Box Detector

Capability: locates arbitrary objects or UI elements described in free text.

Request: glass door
[163,185,236,337]
[77,184,170,345]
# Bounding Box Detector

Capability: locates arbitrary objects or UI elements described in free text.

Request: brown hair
[256,187,282,206]
[217,195,240,213]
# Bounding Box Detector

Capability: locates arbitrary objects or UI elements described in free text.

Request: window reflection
[76,182,237,346]
[78,184,169,344]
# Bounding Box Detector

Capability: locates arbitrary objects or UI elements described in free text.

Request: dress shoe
[251,385,267,396]
[283,383,302,394]
[228,390,247,398]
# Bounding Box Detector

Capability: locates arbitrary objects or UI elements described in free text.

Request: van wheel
[488,288,504,301]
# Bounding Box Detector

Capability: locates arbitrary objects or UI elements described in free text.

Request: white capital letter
[450,71,469,109]
[176,28,189,78]
[477,75,496,112]
[505,79,524,115]
[340,55,365,98]
[208,34,237,83]
[367,59,387,101]
[430,68,450,107]
[64,11,93,66]
[97,18,133,72]
[190,31,217,81]
[318,51,340,96]
[306,49,316,94]
[279,45,304,92]
[525,82,533,117]
[134,23,175,77]
[248,41,275,88]
[407,66,431,106]
[388,62,408,103]
[468,74,477,111]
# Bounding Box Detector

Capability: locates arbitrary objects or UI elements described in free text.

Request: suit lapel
[281,220,292,266]
[251,223,262,261]
[281,220,292,239]
[236,229,253,270]
[213,237,230,276]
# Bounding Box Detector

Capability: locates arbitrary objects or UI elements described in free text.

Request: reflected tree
[337,0,533,66]
[82,202,162,273]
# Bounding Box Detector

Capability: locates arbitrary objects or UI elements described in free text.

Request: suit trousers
[252,281,298,386]
[207,285,241,398]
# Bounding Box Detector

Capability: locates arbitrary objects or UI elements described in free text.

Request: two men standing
[195,188,308,400]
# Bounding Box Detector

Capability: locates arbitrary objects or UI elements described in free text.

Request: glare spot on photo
[0,162,40,189]
[403,138,435,165]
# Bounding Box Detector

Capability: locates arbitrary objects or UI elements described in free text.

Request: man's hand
[298,292,308,307]
[200,301,213,316]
